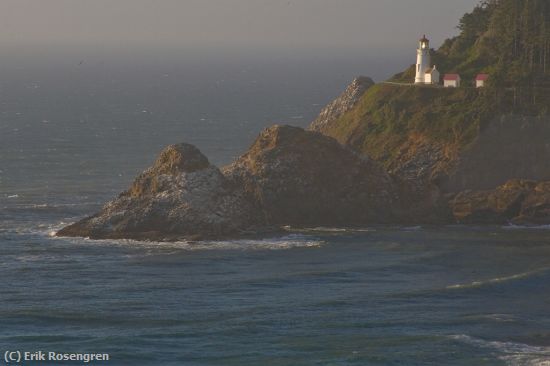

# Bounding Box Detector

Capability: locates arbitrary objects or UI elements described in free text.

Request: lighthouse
[415,35,431,84]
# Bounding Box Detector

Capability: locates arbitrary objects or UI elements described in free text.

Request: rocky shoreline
[57,78,550,242]
[58,125,411,241]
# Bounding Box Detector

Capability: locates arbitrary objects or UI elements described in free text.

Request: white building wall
[425,72,432,84]
[444,80,459,88]
[415,48,431,84]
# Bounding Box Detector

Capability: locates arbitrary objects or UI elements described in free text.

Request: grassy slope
[322,83,496,165]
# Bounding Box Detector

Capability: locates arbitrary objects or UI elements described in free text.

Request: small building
[443,74,461,88]
[424,66,440,85]
[476,74,489,88]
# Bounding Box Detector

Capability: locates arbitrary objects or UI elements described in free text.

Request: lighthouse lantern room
[415,35,432,84]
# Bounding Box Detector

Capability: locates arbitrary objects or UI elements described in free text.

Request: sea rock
[515,181,550,224]
[223,125,399,226]
[57,143,263,241]
[448,179,550,224]
[58,125,447,242]
[308,76,374,132]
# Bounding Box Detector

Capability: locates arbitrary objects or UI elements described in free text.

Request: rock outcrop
[449,179,550,224]
[57,144,263,241]
[58,126,411,241]
[59,122,550,242]
[308,76,374,132]
[517,181,550,224]
[224,125,400,226]
[309,77,550,196]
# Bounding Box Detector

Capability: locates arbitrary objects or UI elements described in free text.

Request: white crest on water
[450,334,550,366]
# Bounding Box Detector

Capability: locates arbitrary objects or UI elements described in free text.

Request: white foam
[402,226,422,231]
[58,234,324,252]
[503,224,550,230]
[446,267,549,290]
[284,226,375,233]
[476,313,517,323]
[450,334,550,366]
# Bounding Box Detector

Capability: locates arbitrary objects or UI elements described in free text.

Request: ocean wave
[2,221,76,237]
[446,267,550,290]
[12,222,324,252]
[402,226,423,231]
[503,224,550,230]
[57,234,324,252]
[283,226,375,233]
[465,313,518,323]
[8,202,100,209]
[450,334,550,366]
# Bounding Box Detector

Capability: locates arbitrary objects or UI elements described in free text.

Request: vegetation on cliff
[314,0,550,185]
[395,0,550,107]
[318,84,493,165]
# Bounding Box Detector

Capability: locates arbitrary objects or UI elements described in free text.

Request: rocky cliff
[58,126,407,241]
[308,79,550,195]
[57,144,263,241]
[443,115,550,192]
[449,179,550,225]
[309,76,374,132]
[224,125,399,226]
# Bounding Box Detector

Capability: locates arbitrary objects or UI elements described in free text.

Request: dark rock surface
[224,125,400,226]
[443,115,550,192]
[58,126,409,241]
[57,144,263,241]
[59,122,550,242]
[449,179,550,224]
[308,76,374,132]
[309,78,550,195]
[515,181,550,224]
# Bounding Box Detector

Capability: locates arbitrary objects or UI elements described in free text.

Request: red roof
[476,74,489,81]
[443,74,460,81]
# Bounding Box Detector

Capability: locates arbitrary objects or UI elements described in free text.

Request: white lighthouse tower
[415,35,431,84]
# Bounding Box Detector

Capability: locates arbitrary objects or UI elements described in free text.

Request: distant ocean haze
[0,45,409,202]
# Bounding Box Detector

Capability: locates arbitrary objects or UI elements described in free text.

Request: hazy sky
[0,0,480,50]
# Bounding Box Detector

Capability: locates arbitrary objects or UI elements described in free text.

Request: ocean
[1,46,550,366]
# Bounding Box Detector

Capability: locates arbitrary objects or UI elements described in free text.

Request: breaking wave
[450,334,550,366]
[284,226,376,233]
[503,224,550,230]
[56,234,324,252]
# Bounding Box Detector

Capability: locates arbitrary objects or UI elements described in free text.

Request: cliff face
[308,80,550,195]
[450,179,550,225]
[309,76,374,132]
[224,125,399,226]
[444,115,550,192]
